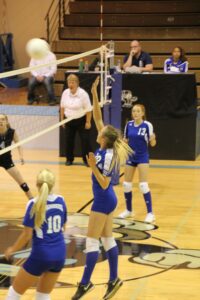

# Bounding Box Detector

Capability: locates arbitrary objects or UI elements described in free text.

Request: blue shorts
[92,190,117,215]
[23,256,65,276]
[126,154,149,167]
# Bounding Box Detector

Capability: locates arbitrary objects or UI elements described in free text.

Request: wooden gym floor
[0,149,200,300]
[0,88,200,299]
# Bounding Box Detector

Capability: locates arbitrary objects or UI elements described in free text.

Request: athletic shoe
[71,282,94,300]
[103,278,123,299]
[144,213,155,223]
[118,209,133,219]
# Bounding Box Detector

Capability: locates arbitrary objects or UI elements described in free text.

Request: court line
[13,160,200,169]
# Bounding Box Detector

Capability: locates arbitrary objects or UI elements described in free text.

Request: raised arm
[91,77,104,132]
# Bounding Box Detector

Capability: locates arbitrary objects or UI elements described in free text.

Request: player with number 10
[4,169,67,300]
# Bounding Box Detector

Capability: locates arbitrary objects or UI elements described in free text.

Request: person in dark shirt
[123,40,153,73]
[0,114,33,199]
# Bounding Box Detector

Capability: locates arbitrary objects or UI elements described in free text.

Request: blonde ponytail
[111,138,133,171]
[30,169,55,229]
[102,125,133,172]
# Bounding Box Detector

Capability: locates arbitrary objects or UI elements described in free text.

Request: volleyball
[26,38,50,60]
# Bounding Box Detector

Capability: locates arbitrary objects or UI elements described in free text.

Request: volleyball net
[0,44,114,156]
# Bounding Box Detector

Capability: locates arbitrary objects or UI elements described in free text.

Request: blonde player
[5,169,67,300]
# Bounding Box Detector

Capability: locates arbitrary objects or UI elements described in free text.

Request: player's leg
[5,267,38,299]
[6,166,33,199]
[138,163,155,223]
[72,211,108,300]
[65,122,76,165]
[101,212,123,299]
[36,271,61,299]
[118,165,136,218]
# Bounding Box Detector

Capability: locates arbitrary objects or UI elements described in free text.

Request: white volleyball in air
[26,38,50,60]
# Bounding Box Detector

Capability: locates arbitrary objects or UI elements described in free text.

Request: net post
[100,46,104,106]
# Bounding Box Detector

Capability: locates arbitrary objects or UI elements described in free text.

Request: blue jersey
[164,58,188,73]
[124,120,153,160]
[91,148,117,214]
[23,194,67,261]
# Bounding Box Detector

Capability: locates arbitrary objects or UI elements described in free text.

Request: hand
[130,50,135,56]
[91,76,100,94]
[4,247,14,261]
[149,133,156,142]
[85,122,91,130]
[86,152,96,168]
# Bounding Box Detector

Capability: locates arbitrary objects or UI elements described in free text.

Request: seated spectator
[164,46,188,73]
[27,42,57,105]
[123,40,153,73]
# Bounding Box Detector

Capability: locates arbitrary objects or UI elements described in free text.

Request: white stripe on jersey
[144,121,153,138]
[25,198,36,212]
[103,149,113,176]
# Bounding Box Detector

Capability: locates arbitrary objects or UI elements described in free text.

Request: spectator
[27,43,57,105]
[123,40,153,73]
[164,46,188,73]
[60,74,92,166]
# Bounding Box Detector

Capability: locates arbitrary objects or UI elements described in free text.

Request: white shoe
[144,213,155,223]
[118,209,133,219]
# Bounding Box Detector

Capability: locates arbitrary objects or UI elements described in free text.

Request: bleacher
[52,0,200,99]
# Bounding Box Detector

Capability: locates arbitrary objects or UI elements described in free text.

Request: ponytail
[111,138,133,172]
[30,169,55,229]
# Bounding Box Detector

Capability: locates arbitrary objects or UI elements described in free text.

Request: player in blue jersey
[164,46,188,73]
[0,114,33,199]
[118,104,156,223]
[72,77,133,300]
[4,169,67,300]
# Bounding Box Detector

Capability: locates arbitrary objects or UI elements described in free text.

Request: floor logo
[0,214,199,288]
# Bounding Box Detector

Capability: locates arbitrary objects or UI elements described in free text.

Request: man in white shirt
[60,74,92,166]
[27,50,57,105]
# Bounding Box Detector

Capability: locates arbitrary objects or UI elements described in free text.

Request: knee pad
[123,181,132,193]
[139,182,150,194]
[6,286,21,300]
[101,237,117,252]
[20,182,30,192]
[36,292,50,300]
[86,237,99,253]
